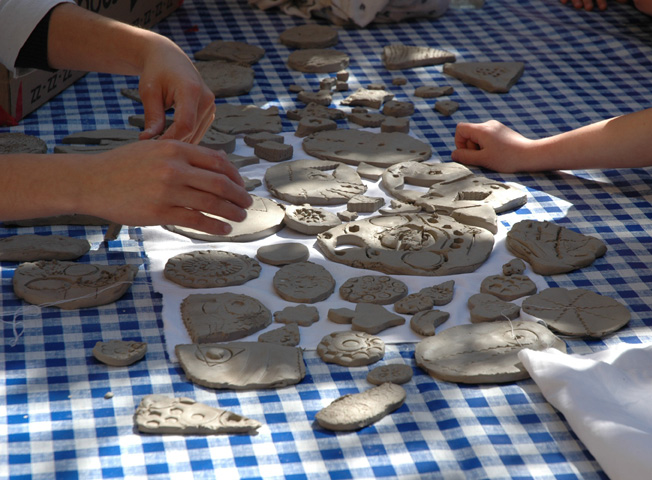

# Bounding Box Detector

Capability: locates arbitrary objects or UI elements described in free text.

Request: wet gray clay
[443,61,525,93]
[381,117,410,134]
[303,129,432,168]
[506,220,607,275]
[195,60,254,97]
[410,309,450,336]
[340,88,394,109]
[212,104,282,134]
[195,40,265,65]
[415,320,567,384]
[434,100,459,116]
[199,129,236,153]
[135,394,261,435]
[351,302,406,335]
[346,194,385,213]
[181,293,272,343]
[242,176,262,191]
[480,274,537,301]
[274,304,319,327]
[244,131,284,147]
[254,140,293,162]
[314,383,406,431]
[327,307,355,324]
[256,243,309,266]
[502,258,526,276]
[93,340,147,366]
[316,213,494,276]
[382,44,456,70]
[295,116,337,137]
[0,234,91,262]
[284,205,342,235]
[164,250,261,288]
[467,293,520,323]
[382,100,415,117]
[287,49,349,73]
[13,260,139,309]
[367,364,413,385]
[258,323,300,347]
[280,24,339,49]
[521,287,630,338]
[273,261,335,303]
[175,342,306,390]
[339,275,408,305]
[265,159,366,205]
[317,331,385,367]
[414,85,454,98]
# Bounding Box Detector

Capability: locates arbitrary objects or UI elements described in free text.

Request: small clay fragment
[414,85,454,98]
[352,303,406,335]
[315,383,406,431]
[121,88,142,103]
[382,44,456,70]
[382,100,415,117]
[93,340,147,366]
[379,200,421,215]
[242,176,262,191]
[284,204,342,235]
[287,49,349,73]
[254,141,293,162]
[279,24,339,49]
[0,234,91,262]
[336,81,349,91]
[467,293,520,323]
[434,100,459,116]
[347,111,385,128]
[289,84,304,93]
[327,307,355,324]
[0,133,46,154]
[480,274,537,301]
[295,116,337,137]
[366,83,387,90]
[410,310,450,336]
[340,88,394,109]
[164,250,261,288]
[443,61,525,93]
[297,89,332,106]
[258,323,300,347]
[243,132,284,147]
[256,243,309,266]
[336,70,349,81]
[274,304,319,326]
[502,258,526,276]
[273,261,335,303]
[367,364,413,385]
[195,60,254,97]
[339,275,407,305]
[195,40,265,65]
[346,194,385,213]
[317,331,385,367]
[381,117,410,134]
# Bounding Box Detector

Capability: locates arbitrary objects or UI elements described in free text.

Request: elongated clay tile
[284,205,342,235]
[0,234,91,262]
[254,141,293,162]
[327,307,355,324]
[367,364,413,385]
[506,220,607,275]
[339,275,408,305]
[258,323,300,347]
[265,159,366,206]
[502,258,526,276]
[61,128,140,145]
[165,195,285,242]
[467,293,520,323]
[181,293,271,343]
[287,49,349,73]
[13,260,138,310]
[410,310,450,336]
[303,129,432,168]
[415,320,566,384]
[194,40,265,65]
[195,60,254,97]
[480,274,537,301]
[256,243,309,266]
[521,287,630,338]
[351,302,406,335]
[175,342,306,390]
[93,340,147,366]
[317,331,385,367]
[135,394,261,435]
[443,61,525,93]
[274,304,319,326]
[280,24,339,49]
[315,383,406,431]
[317,213,494,276]
[273,261,335,303]
[340,88,394,109]
[164,250,261,288]
[382,44,456,70]
[212,104,282,134]
[346,194,385,213]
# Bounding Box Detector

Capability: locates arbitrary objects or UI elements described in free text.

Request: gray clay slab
[434,100,459,116]
[254,141,293,162]
[367,364,413,385]
[273,261,335,303]
[422,280,456,306]
[287,49,349,73]
[303,129,432,168]
[212,104,282,134]
[256,243,309,266]
[351,302,406,335]
[164,250,261,288]
[506,220,607,275]
[337,210,358,222]
[244,132,284,147]
[61,129,140,145]
[295,116,337,137]
[175,342,306,390]
[394,292,434,315]
[284,205,342,235]
[347,194,385,213]
[195,60,254,97]
[415,320,566,384]
[316,213,494,276]
[443,61,525,93]
[280,24,339,49]
[339,275,407,305]
[242,176,262,191]
[297,90,332,106]
[414,85,454,98]
[356,162,386,181]
[93,340,147,366]
[258,323,300,346]
[135,394,261,435]
[381,117,410,134]
[227,153,260,169]
[382,44,456,70]
[13,260,138,310]
[382,100,415,117]
[480,274,537,301]
[503,258,526,276]
[314,383,406,431]
[274,304,319,326]
[264,159,366,206]
[410,309,450,336]
[521,287,630,338]
[327,307,355,324]
[194,40,265,65]
[379,200,421,215]
[165,195,285,242]
[0,234,91,262]
[340,88,394,109]
[199,129,236,153]
[467,293,520,323]
[317,331,385,367]
[181,293,271,343]
[286,103,346,120]
[347,111,386,128]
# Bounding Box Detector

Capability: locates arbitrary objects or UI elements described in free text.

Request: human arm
[559,0,630,11]
[451,108,652,172]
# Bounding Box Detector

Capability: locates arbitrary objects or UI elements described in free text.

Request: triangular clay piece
[93,340,147,366]
[258,323,301,347]
[273,261,335,303]
[443,61,524,93]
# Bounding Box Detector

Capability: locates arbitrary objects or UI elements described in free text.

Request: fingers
[138,83,169,140]
[168,208,235,236]
[160,81,216,144]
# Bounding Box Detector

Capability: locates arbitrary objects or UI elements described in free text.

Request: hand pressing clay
[480,274,537,301]
[339,275,408,305]
[134,395,261,435]
[351,302,406,335]
[521,287,630,338]
[415,320,566,384]
[175,342,306,390]
[280,24,339,49]
[164,250,261,288]
[284,205,342,235]
[93,340,147,366]
[273,304,319,326]
[273,261,335,303]
[340,88,394,109]
[317,213,494,276]
[287,49,349,73]
[468,293,520,323]
[194,40,265,65]
[212,104,282,134]
[506,220,607,275]
[13,260,139,309]
[443,61,525,93]
[194,60,254,97]
[315,383,406,431]
[367,364,413,385]
[258,323,300,346]
[181,293,272,343]
[410,310,450,336]
[317,331,385,367]
[382,44,456,70]
[0,132,47,154]
[256,243,309,266]
[0,234,91,262]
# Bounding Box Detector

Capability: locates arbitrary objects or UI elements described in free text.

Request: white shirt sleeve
[0,0,75,72]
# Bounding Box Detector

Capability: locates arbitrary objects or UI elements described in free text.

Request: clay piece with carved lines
[273,261,335,303]
[317,331,385,367]
[443,61,525,93]
[164,250,261,289]
[339,275,408,305]
[93,340,147,366]
[367,364,413,385]
[480,274,537,301]
[468,293,520,324]
[283,204,342,235]
[256,243,310,266]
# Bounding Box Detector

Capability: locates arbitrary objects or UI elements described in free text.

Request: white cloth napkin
[519,345,652,480]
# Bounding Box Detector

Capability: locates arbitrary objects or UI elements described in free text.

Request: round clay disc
[367,364,413,385]
[317,331,385,367]
[287,49,349,73]
[279,24,339,49]
[194,60,254,97]
[256,243,310,266]
[0,132,47,154]
[339,275,408,305]
[164,250,261,288]
[273,261,335,303]
[415,320,567,384]
[521,287,630,338]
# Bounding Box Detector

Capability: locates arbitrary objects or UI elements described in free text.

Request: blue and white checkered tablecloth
[2,0,652,478]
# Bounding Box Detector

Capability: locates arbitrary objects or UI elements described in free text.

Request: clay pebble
[367,364,413,385]
[287,49,349,73]
[256,243,309,266]
[164,250,261,288]
[467,293,520,324]
[194,40,265,65]
[274,304,319,326]
[317,331,385,367]
[93,340,147,366]
[284,205,342,235]
[339,275,408,305]
[382,44,456,70]
[443,61,525,93]
[0,234,91,262]
[279,24,339,49]
[352,302,406,335]
[392,77,407,86]
[273,261,335,303]
[410,310,450,336]
[0,132,47,154]
[195,60,254,97]
[258,323,300,346]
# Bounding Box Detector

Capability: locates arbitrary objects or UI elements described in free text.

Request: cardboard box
[0,0,182,126]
